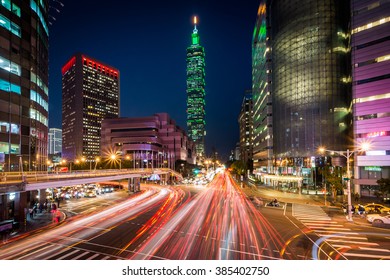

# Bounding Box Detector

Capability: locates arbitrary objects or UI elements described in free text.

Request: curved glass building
[0,0,49,171]
[270,0,351,158]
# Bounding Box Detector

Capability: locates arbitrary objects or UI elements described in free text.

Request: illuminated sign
[364,166,381,172]
[366,131,386,138]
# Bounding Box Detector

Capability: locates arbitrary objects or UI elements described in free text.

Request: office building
[253,0,352,188]
[238,90,253,172]
[252,2,273,176]
[48,128,62,155]
[0,0,49,172]
[186,16,206,159]
[351,0,390,195]
[62,53,119,161]
[0,0,49,222]
[100,113,196,169]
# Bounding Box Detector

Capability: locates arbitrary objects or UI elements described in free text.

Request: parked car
[366,214,390,224]
[363,203,390,214]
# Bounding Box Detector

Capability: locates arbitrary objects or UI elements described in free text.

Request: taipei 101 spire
[186,16,206,160]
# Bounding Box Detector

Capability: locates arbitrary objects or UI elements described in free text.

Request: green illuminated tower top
[186,16,206,159]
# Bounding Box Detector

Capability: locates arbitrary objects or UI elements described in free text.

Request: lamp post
[319,143,370,222]
[110,154,121,170]
[94,157,100,172]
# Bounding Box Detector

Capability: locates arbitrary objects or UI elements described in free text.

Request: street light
[319,142,370,221]
[110,154,121,170]
[94,157,100,172]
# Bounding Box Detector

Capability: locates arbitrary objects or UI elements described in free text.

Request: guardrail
[0,168,180,185]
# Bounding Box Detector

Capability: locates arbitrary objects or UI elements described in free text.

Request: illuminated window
[0,55,21,75]
[12,3,21,17]
[1,0,11,10]
[0,78,20,94]
[0,142,20,154]
[352,16,390,34]
[30,0,48,35]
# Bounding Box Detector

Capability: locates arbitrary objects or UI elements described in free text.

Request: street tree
[376,178,390,199]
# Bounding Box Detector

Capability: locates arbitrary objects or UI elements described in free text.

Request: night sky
[49,0,260,160]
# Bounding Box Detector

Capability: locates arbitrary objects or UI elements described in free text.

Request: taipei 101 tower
[186,16,206,159]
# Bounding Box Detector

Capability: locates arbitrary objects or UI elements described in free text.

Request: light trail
[0,186,180,259]
[132,172,295,260]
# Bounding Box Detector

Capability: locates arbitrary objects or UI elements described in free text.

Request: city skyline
[48,0,261,160]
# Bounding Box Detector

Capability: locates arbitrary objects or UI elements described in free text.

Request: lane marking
[307,226,351,231]
[358,247,390,253]
[342,252,390,259]
[43,247,72,260]
[16,244,55,260]
[219,248,282,260]
[58,249,80,260]
[324,240,378,246]
[72,251,90,260]
[332,244,351,249]
[86,253,100,260]
[320,235,367,240]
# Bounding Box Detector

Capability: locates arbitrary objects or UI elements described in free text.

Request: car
[363,203,390,214]
[84,191,96,198]
[366,214,390,224]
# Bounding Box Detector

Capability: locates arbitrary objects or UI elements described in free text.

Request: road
[133,172,296,259]
[0,172,389,260]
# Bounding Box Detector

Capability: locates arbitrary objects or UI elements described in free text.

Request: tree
[320,167,344,199]
[230,160,246,176]
[376,178,390,199]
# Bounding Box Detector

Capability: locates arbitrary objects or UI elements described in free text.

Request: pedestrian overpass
[0,168,182,194]
[0,168,182,229]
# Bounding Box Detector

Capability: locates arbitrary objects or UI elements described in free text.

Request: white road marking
[86,253,100,260]
[58,249,80,260]
[71,251,90,260]
[16,244,55,260]
[342,252,390,259]
[307,226,351,231]
[358,247,390,253]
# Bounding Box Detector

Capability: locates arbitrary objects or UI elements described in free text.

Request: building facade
[48,128,62,155]
[62,53,120,162]
[0,0,49,172]
[252,0,352,188]
[351,0,390,195]
[186,17,206,159]
[100,113,196,169]
[0,0,49,223]
[252,2,273,176]
[238,90,253,172]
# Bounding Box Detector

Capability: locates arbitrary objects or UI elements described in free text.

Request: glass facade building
[0,0,49,172]
[186,17,206,158]
[270,0,352,160]
[48,128,62,155]
[238,90,253,171]
[351,0,390,195]
[62,53,120,161]
[252,2,273,174]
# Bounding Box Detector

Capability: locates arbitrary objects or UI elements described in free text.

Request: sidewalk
[241,180,383,208]
[8,208,66,240]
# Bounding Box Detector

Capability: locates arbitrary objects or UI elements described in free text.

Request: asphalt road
[0,173,389,260]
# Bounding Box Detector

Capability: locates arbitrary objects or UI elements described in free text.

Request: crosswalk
[292,204,390,260]
[8,243,123,260]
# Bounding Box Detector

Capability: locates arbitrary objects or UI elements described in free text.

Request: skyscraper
[253,0,352,188]
[351,0,390,195]
[186,16,206,159]
[252,2,273,176]
[238,90,253,172]
[0,0,49,172]
[62,53,120,161]
[48,128,62,155]
[271,0,351,160]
